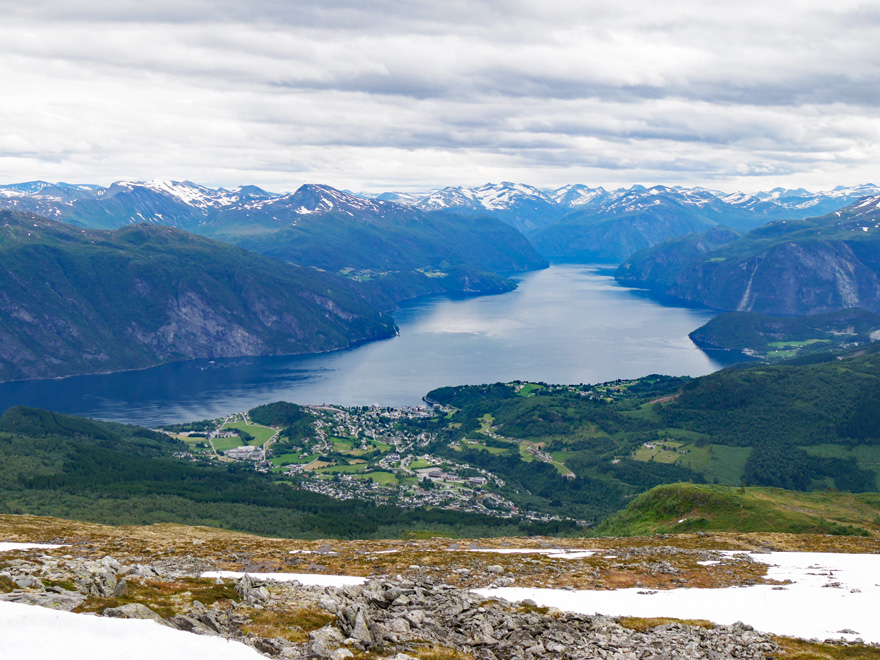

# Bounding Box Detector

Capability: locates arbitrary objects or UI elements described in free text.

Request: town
[164,392,604,526]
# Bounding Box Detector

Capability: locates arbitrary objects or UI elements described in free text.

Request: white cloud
[0,0,878,191]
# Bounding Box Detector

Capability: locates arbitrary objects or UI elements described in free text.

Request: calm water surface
[0,265,741,426]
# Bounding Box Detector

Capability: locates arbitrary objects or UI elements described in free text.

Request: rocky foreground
[1,548,778,660]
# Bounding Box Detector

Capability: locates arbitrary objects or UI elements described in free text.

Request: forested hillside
[0,211,396,381]
[688,308,880,360]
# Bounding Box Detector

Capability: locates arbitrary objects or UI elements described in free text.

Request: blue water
[0,265,739,426]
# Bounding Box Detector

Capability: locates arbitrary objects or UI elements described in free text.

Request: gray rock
[113,579,129,597]
[103,603,163,622]
[164,614,215,634]
[329,649,353,660]
[310,625,345,658]
[350,610,375,646]
[0,590,84,611]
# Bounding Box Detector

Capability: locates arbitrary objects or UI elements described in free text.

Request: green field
[221,421,275,446]
[677,445,753,486]
[331,437,368,455]
[408,459,432,469]
[317,463,369,474]
[269,452,319,466]
[211,436,244,452]
[767,338,830,348]
[355,471,399,484]
[370,439,392,452]
[620,403,662,423]
[462,440,508,455]
[516,384,543,397]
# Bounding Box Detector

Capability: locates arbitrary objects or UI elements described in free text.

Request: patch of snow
[0,600,264,660]
[201,571,366,587]
[0,542,67,552]
[453,548,601,559]
[477,552,880,644]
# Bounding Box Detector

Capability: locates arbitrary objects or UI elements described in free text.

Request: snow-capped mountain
[413,182,552,211]
[549,184,612,208]
[3,178,880,262]
[274,184,400,217]
[381,182,564,233]
[723,184,880,217]
[108,180,280,211]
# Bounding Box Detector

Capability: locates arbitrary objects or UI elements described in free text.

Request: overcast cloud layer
[0,0,878,192]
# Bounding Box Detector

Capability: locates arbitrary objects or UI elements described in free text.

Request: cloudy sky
[0,0,878,193]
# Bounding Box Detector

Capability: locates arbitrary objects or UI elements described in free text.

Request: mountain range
[5,177,880,382]
[3,179,878,265]
[0,180,547,307]
[617,195,880,315]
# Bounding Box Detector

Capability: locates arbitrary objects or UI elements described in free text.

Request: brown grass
[241,606,335,643]
[772,637,880,659]
[74,577,239,618]
[617,616,715,631]
[3,513,880,594]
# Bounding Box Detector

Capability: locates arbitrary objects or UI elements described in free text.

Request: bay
[0,265,742,426]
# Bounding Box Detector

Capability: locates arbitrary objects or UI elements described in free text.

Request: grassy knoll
[594,483,880,538]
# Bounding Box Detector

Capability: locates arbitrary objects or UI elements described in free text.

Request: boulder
[103,603,163,622]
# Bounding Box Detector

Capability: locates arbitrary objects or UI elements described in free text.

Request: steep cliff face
[615,197,880,315]
[0,212,396,381]
[668,240,880,314]
[616,227,739,290]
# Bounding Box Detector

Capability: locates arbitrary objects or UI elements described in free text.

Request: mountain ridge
[616,196,880,315]
[0,210,397,382]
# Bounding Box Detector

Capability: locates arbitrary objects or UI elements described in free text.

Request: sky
[0,0,878,193]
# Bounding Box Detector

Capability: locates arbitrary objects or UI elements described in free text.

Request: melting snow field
[476,552,880,644]
[201,570,367,587]
[0,542,67,552]
[0,600,265,660]
[456,548,600,559]
[4,542,880,658]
